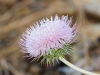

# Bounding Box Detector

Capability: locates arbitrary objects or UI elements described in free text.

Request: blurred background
[0,0,100,75]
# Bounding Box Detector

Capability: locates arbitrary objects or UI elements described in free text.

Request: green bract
[34,44,73,65]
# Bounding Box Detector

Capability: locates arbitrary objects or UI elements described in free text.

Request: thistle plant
[19,15,99,75]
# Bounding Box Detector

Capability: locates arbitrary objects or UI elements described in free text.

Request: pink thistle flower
[19,15,77,62]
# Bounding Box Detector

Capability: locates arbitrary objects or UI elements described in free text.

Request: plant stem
[59,57,100,75]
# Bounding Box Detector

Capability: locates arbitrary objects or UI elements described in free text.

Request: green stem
[59,57,100,75]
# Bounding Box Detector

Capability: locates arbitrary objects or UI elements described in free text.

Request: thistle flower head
[19,15,77,64]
